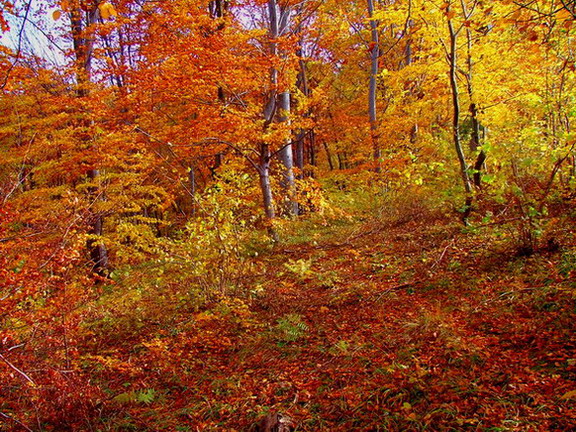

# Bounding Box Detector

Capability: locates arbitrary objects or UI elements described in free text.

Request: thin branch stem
[0,411,34,432]
[0,0,34,90]
[0,353,36,385]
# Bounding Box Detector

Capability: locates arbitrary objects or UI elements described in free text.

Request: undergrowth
[1,183,575,432]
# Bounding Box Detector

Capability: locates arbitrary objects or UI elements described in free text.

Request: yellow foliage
[98,2,118,20]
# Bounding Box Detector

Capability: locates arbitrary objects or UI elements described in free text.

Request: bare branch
[0,353,36,385]
[0,0,34,90]
[0,411,34,432]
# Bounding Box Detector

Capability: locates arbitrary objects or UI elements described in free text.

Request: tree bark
[367,0,381,172]
[294,132,305,176]
[461,3,487,189]
[258,143,279,241]
[323,142,335,171]
[86,169,109,271]
[277,91,298,215]
[448,10,473,224]
[268,0,297,216]
[337,153,347,170]
[189,162,196,216]
[209,0,228,19]
[259,147,275,220]
[71,2,109,274]
[295,30,315,177]
[308,130,317,174]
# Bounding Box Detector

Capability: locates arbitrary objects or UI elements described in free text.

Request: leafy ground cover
[4,207,572,431]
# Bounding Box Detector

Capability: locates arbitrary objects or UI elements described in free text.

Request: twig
[538,141,576,212]
[431,240,454,270]
[372,282,416,304]
[7,343,25,352]
[0,411,34,432]
[0,353,36,385]
[0,231,44,243]
[472,283,573,312]
[0,0,33,90]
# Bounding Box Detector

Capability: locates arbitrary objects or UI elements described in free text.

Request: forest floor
[84,204,576,432]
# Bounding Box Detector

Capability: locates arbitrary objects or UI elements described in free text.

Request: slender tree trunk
[337,153,347,170]
[410,124,418,144]
[404,35,419,144]
[268,0,297,216]
[209,0,228,21]
[86,169,109,270]
[471,118,487,188]
[277,91,298,215]
[71,3,109,274]
[259,157,275,219]
[210,153,222,179]
[257,3,278,230]
[461,6,487,189]
[294,132,305,176]
[295,32,315,177]
[448,11,473,224]
[189,162,196,216]
[295,35,307,176]
[404,37,413,67]
[324,142,335,171]
[209,0,228,172]
[367,0,381,172]
[308,130,317,174]
[258,143,278,241]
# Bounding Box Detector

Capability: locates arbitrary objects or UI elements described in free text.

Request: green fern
[275,314,309,342]
[113,388,156,405]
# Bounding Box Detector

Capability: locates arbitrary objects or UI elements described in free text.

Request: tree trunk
[324,142,335,171]
[337,153,347,170]
[404,33,419,144]
[294,132,305,176]
[295,32,315,177]
[277,91,298,215]
[308,130,317,174]
[210,153,223,179]
[71,2,109,274]
[367,0,381,172]
[268,0,297,216]
[404,37,413,67]
[209,0,229,20]
[462,9,487,190]
[448,11,473,224]
[86,169,109,272]
[189,162,196,216]
[259,163,275,220]
[258,143,278,241]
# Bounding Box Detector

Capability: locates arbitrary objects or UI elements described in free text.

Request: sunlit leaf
[98,2,118,20]
[561,389,576,400]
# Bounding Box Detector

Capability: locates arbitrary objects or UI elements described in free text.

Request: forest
[0,0,575,430]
